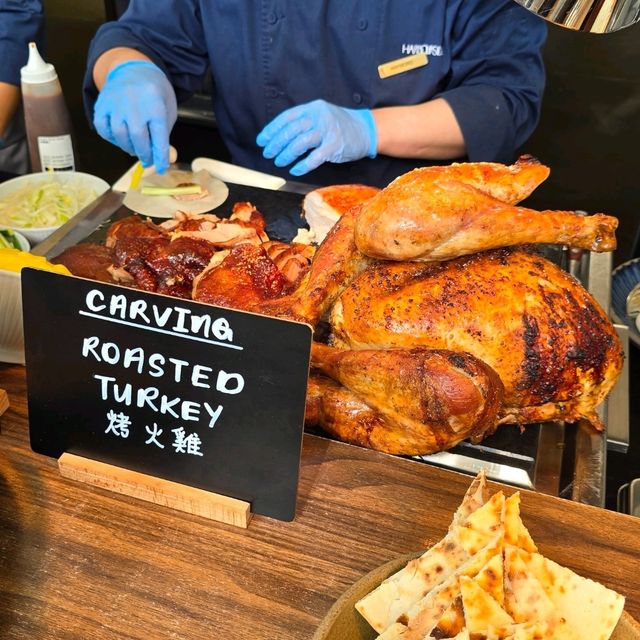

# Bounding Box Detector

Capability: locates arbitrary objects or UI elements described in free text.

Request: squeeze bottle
[20,42,76,172]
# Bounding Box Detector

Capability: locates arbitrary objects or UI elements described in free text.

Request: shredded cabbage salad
[0,177,98,229]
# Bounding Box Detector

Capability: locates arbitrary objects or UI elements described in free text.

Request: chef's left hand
[256,99,377,176]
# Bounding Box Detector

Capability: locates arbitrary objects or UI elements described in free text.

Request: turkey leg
[309,342,504,453]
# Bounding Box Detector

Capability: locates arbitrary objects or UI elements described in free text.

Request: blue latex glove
[93,60,177,174]
[256,99,377,176]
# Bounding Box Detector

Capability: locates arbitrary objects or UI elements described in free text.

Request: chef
[84,1,547,188]
[0,0,45,174]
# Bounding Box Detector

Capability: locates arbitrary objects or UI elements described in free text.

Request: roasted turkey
[329,247,623,431]
[288,157,623,453]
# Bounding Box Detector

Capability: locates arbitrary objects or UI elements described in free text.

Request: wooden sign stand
[0,389,8,417]
[58,453,252,529]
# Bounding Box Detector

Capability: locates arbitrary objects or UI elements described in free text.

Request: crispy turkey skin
[330,247,623,429]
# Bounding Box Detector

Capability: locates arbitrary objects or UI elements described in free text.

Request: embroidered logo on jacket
[401,44,443,56]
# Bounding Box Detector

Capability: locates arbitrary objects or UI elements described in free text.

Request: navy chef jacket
[0,0,44,87]
[84,0,547,188]
[0,0,45,169]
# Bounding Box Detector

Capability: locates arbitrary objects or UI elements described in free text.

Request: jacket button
[357,19,368,30]
[265,87,278,98]
[353,93,363,105]
[268,11,278,24]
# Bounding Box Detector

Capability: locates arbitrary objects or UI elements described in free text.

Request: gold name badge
[378,52,428,79]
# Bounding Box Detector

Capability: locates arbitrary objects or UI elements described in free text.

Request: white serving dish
[0,269,25,365]
[0,171,110,245]
[611,257,640,348]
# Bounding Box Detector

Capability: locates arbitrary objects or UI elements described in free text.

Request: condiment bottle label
[37,134,75,171]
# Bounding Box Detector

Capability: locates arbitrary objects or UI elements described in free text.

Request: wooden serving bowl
[312,553,640,640]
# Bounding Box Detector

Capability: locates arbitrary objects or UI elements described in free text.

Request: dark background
[39,1,640,511]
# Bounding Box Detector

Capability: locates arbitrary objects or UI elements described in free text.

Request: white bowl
[0,269,24,365]
[0,171,110,245]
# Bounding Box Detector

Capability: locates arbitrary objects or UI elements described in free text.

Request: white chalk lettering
[101,342,120,364]
[167,357,189,383]
[216,370,244,395]
[85,290,105,312]
[152,305,173,327]
[137,386,159,411]
[191,365,213,388]
[129,299,150,324]
[172,307,192,333]
[113,383,132,405]
[93,376,229,428]
[122,347,145,374]
[158,394,181,419]
[148,353,165,377]
[81,291,239,347]
[94,374,117,400]
[109,294,128,319]
[105,409,131,438]
[82,336,100,359]
[181,401,201,422]
[204,403,223,428]
[211,318,233,342]
[82,339,241,387]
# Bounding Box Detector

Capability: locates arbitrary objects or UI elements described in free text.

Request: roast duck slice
[52,202,313,303]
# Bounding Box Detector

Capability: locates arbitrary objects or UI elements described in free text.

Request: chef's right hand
[93,60,177,174]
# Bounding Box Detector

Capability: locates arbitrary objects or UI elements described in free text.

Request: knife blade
[277,179,318,195]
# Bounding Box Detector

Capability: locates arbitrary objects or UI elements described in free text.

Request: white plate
[611,257,640,348]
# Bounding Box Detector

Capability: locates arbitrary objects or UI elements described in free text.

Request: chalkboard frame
[23,269,312,521]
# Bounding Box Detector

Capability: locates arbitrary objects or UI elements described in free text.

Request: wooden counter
[1,361,639,639]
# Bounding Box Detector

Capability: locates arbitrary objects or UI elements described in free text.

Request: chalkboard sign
[22,269,312,521]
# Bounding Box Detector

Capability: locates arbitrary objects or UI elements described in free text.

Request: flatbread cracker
[356,489,503,633]
[503,493,537,553]
[400,534,504,640]
[504,546,578,639]
[460,574,514,635]
[450,470,488,530]
[516,547,625,640]
[474,552,505,606]
[355,473,627,640]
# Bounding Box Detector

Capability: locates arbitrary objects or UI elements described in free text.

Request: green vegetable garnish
[0,229,23,250]
[140,185,203,197]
